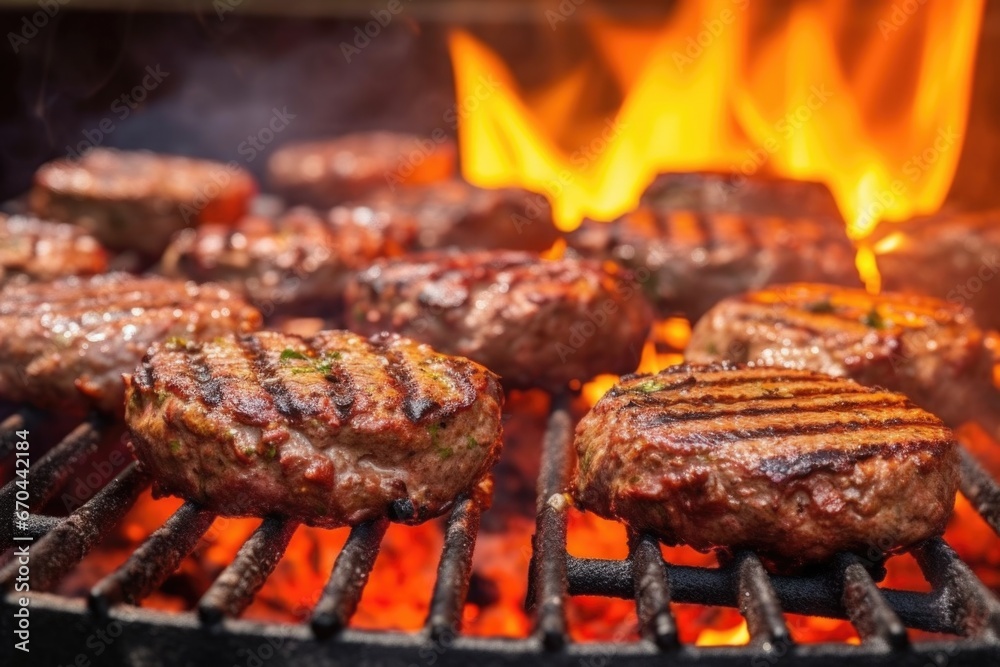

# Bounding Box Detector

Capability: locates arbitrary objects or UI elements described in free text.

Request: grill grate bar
[914,537,1000,641]
[425,496,483,641]
[197,516,299,625]
[566,555,961,634]
[736,552,792,647]
[18,512,61,538]
[958,447,1000,538]
[311,518,388,639]
[0,462,148,592]
[837,553,908,649]
[89,501,216,615]
[0,418,103,550]
[527,394,573,651]
[628,531,678,649]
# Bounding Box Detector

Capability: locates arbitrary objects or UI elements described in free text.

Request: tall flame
[450,0,984,244]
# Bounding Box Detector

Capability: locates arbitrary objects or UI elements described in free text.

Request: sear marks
[686,283,997,431]
[0,213,107,285]
[29,148,256,257]
[160,205,416,318]
[126,330,503,528]
[0,273,261,414]
[573,364,959,570]
[346,249,654,391]
[567,208,860,321]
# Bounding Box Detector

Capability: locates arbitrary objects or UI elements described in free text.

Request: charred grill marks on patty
[573,364,959,569]
[126,330,504,527]
[686,283,999,432]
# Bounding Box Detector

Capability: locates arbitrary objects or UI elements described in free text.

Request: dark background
[0,0,998,211]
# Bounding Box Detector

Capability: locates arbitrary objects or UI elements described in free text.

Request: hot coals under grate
[2,398,1000,666]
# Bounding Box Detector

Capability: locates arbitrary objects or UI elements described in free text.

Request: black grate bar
[566,555,958,635]
[957,447,1000,538]
[310,518,388,639]
[0,418,103,550]
[0,462,148,592]
[425,497,482,641]
[837,553,908,649]
[89,501,216,615]
[914,537,1000,640]
[197,516,299,625]
[628,531,678,649]
[735,552,792,647]
[16,513,61,538]
[527,394,573,651]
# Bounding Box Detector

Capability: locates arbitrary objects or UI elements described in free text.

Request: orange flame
[449,0,984,264]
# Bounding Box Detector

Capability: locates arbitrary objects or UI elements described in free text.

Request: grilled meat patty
[686,283,999,433]
[30,148,256,256]
[160,205,416,318]
[0,273,261,413]
[0,213,107,285]
[125,330,503,527]
[573,364,959,568]
[268,132,456,208]
[357,180,560,252]
[871,210,1000,331]
[640,171,845,220]
[346,250,653,391]
[567,208,861,321]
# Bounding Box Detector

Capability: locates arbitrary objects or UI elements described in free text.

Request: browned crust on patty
[573,363,959,569]
[346,250,653,391]
[0,273,261,413]
[686,283,994,429]
[125,330,504,527]
[30,148,256,256]
[0,213,107,284]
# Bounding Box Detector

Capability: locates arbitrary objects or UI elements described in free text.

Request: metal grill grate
[3,400,1000,666]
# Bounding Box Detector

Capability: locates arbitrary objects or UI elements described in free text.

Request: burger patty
[0,273,261,413]
[345,250,653,391]
[567,208,860,321]
[356,180,561,252]
[125,330,504,527]
[30,148,256,256]
[573,364,959,568]
[640,171,845,219]
[686,283,998,431]
[267,132,456,208]
[871,210,1000,331]
[0,213,107,285]
[160,205,416,318]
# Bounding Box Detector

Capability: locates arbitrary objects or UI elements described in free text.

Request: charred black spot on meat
[758,439,953,484]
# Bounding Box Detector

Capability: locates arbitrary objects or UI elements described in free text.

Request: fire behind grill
[2,394,1000,666]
